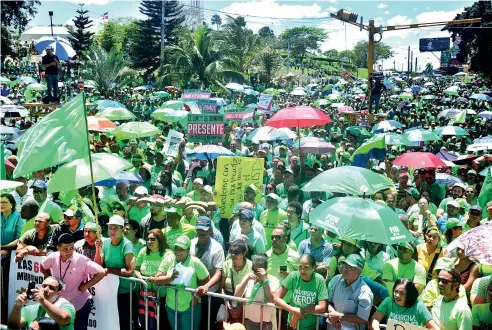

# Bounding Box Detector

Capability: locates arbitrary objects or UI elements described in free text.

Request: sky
[28,0,476,71]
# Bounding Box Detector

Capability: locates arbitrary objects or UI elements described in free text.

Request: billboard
[419,38,450,52]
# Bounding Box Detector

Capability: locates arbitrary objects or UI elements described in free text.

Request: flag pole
[82,92,99,225]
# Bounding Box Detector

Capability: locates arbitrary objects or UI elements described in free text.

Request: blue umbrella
[371,120,403,133]
[470,94,490,102]
[16,76,37,85]
[95,172,143,187]
[410,85,422,94]
[478,111,492,120]
[456,97,468,103]
[35,36,75,61]
[436,149,458,161]
[186,145,234,160]
[436,173,464,186]
[94,100,126,110]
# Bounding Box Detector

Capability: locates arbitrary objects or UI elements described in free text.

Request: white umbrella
[291,89,306,96]
[424,82,435,87]
[225,83,244,92]
[0,180,23,190]
[0,96,13,105]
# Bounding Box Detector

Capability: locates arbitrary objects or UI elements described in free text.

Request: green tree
[1,1,40,58]
[254,46,282,84]
[96,19,139,54]
[442,1,492,81]
[83,46,137,97]
[211,14,222,30]
[351,41,393,68]
[130,0,184,72]
[424,62,434,75]
[258,26,275,39]
[280,26,327,64]
[323,49,339,59]
[67,5,94,58]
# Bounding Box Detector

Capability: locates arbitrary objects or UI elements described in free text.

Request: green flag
[478,167,492,210]
[451,110,466,124]
[14,93,89,178]
[0,143,5,180]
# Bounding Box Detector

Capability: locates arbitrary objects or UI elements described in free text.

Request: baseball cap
[405,187,420,199]
[174,235,191,249]
[452,182,467,190]
[266,193,280,202]
[239,209,254,221]
[283,169,294,175]
[446,218,464,230]
[435,257,455,271]
[246,184,260,194]
[108,215,125,227]
[469,205,482,214]
[399,172,409,178]
[84,222,101,232]
[339,237,359,247]
[397,241,416,253]
[31,180,48,190]
[454,198,468,209]
[467,169,477,175]
[201,185,213,195]
[196,216,212,231]
[447,200,460,208]
[193,178,204,185]
[64,206,83,218]
[134,186,148,196]
[340,254,365,270]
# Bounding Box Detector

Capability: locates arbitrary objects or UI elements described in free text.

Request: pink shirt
[41,251,104,310]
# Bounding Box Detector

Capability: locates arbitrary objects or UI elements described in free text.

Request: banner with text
[196,99,218,113]
[187,114,225,143]
[257,94,273,113]
[8,255,120,330]
[223,110,254,124]
[386,320,427,330]
[163,129,184,157]
[214,156,264,218]
[183,89,211,101]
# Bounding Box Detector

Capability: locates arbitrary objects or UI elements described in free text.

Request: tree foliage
[211,14,222,30]
[258,26,275,39]
[442,1,492,81]
[96,19,139,53]
[280,26,327,63]
[351,41,393,68]
[67,5,94,58]
[253,46,283,85]
[1,1,40,58]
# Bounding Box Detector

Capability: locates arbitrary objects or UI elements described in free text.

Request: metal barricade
[119,276,149,330]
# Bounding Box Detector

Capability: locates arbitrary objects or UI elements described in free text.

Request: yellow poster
[214,156,264,218]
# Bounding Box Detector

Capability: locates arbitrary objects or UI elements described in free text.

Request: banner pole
[81,92,99,225]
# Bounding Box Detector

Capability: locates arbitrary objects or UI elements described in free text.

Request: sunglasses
[64,215,73,220]
[230,250,241,255]
[437,277,455,285]
[271,235,282,240]
[42,284,57,290]
[113,207,123,211]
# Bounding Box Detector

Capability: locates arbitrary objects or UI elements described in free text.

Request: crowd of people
[1,61,492,330]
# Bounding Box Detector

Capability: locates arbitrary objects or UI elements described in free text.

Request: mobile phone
[279,265,287,272]
[26,281,36,300]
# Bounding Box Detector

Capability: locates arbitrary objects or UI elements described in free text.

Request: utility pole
[49,11,54,36]
[160,0,166,63]
[287,39,291,72]
[393,60,396,71]
[407,46,410,75]
[415,57,418,74]
[410,50,413,75]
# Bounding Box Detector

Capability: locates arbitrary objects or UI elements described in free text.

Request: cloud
[317,20,366,52]
[384,11,389,15]
[327,0,338,3]
[415,8,464,23]
[385,15,414,39]
[327,7,337,12]
[377,4,388,9]
[64,17,75,26]
[63,0,110,5]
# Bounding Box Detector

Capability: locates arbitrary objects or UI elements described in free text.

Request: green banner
[187,114,225,143]
[183,89,211,101]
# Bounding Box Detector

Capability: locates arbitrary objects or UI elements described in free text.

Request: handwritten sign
[183,89,211,101]
[386,320,427,330]
[196,99,217,113]
[257,94,273,113]
[214,156,264,218]
[164,129,183,157]
[187,114,225,143]
[224,110,254,124]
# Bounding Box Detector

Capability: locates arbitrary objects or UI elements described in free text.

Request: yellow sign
[214,156,264,218]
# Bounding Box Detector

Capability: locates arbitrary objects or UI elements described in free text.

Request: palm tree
[254,46,283,85]
[211,14,222,30]
[83,46,137,97]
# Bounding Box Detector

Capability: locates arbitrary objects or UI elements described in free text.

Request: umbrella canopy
[47,154,132,193]
[153,91,171,98]
[17,76,37,85]
[0,125,19,135]
[35,36,75,60]
[94,100,126,110]
[399,92,413,100]
[436,173,464,186]
[444,86,459,96]
[225,83,244,92]
[263,88,279,96]
[265,106,332,129]
[0,76,11,85]
[0,96,13,105]
[454,224,492,264]
[467,136,492,152]
[436,149,458,161]
[98,107,136,121]
[424,82,435,87]
[434,126,469,137]
[303,166,394,195]
[245,126,296,142]
[112,121,161,140]
[376,132,411,146]
[160,110,189,124]
[422,95,437,100]
[347,126,371,138]
[437,108,460,118]
[95,171,143,186]
[150,108,174,121]
[393,152,446,168]
[0,180,23,190]
[186,145,235,160]
[371,120,403,133]
[27,83,47,91]
[290,89,306,96]
[310,197,413,245]
[87,116,116,131]
[337,105,354,113]
[160,100,185,110]
[313,99,329,107]
[403,129,440,143]
[293,137,335,154]
[478,111,492,120]
[470,93,490,101]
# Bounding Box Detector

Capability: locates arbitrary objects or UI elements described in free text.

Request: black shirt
[371,80,386,96]
[46,223,84,253]
[42,54,59,75]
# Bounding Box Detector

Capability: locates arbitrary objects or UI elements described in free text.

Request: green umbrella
[97,107,136,121]
[154,91,171,98]
[399,92,413,100]
[434,126,469,137]
[47,153,132,193]
[375,132,411,146]
[112,121,161,140]
[151,108,174,121]
[263,88,279,96]
[302,166,394,195]
[0,76,12,85]
[444,86,459,96]
[0,180,23,191]
[347,126,372,138]
[313,99,329,107]
[162,110,189,125]
[27,83,47,91]
[310,197,413,245]
[160,100,185,110]
[403,129,440,143]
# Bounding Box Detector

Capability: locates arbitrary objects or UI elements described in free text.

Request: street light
[49,11,54,36]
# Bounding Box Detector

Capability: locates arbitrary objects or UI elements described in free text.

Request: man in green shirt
[8,276,76,330]
[163,207,196,249]
[32,180,63,224]
[286,201,310,248]
[266,227,299,281]
[260,193,288,250]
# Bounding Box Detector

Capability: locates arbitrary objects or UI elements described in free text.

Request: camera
[26,281,36,300]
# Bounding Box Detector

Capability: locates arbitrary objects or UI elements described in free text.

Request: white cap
[108,215,125,227]
[134,186,148,196]
[193,178,204,185]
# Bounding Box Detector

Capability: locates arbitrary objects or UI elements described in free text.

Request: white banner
[8,255,119,330]
[257,94,273,113]
[164,129,184,157]
[386,320,427,330]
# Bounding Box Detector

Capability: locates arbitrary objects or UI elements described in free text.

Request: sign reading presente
[187,114,225,143]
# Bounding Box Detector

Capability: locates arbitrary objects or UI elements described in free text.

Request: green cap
[446,218,464,230]
[398,241,416,253]
[84,222,101,232]
[454,198,469,210]
[405,187,420,199]
[174,235,191,249]
[340,254,365,270]
[435,257,455,271]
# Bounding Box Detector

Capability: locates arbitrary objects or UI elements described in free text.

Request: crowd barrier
[123,276,149,330]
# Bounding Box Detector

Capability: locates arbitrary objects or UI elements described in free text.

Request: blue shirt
[1,211,24,245]
[297,239,333,266]
[437,214,464,232]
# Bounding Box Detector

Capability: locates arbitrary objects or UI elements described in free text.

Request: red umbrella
[392,152,446,168]
[4,158,15,174]
[87,116,116,131]
[265,106,331,129]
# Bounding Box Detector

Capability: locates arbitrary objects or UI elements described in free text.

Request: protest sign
[163,129,184,157]
[183,89,211,101]
[196,99,218,113]
[223,110,254,124]
[257,94,273,113]
[187,114,225,143]
[386,320,427,330]
[214,156,264,218]
[8,255,119,330]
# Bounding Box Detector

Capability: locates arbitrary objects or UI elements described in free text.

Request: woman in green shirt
[123,220,146,257]
[274,254,328,330]
[370,278,439,329]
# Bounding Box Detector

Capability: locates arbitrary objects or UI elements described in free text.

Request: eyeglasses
[437,277,455,285]
[64,215,73,220]
[271,235,282,241]
[230,250,241,255]
[42,284,57,290]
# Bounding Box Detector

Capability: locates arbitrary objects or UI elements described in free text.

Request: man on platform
[42,46,60,103]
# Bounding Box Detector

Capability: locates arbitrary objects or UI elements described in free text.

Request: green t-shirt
[471,275,491,303]
[21,297,75,330]
[281,271,328,330]
[222,258,252,293]
[136,248,174,295]
[39,200,63,223]
[158,255,209,312]
[377,296,432,326]
[472,304,492,329]
[163,224,197,250]
[260,208,288,250]
[128,205,150,223]
[431,296,472,330]
[102,237,134,293]
[382,259,426,293]
[266,247,299,281]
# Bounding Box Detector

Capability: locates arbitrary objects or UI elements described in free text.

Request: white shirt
[243,275,279,323]
[11,188,34,212]
[190,237,225,292]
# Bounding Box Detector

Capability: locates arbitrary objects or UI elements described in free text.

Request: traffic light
[333,9,358,23]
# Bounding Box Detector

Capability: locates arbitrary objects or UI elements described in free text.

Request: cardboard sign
[223,110,254,124]
[187,114,225,143]
[183,89,211,101]
[163,129,184,157]
[214,156,264,218]
[257,94,273,113]
[386,320,427,330]
[196,99,217,113]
